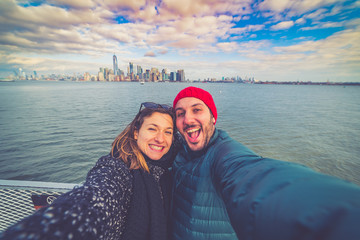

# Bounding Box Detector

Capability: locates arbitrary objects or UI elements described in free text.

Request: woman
[0,102,176,240]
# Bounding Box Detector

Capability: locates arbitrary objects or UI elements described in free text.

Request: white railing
[0,180,78,232]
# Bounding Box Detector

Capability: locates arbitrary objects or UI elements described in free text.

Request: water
[0,81,359,185]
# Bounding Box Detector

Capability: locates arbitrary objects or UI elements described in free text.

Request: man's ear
[212,116,216,125]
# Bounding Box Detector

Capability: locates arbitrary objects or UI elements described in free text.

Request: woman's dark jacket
[0,153,173,240]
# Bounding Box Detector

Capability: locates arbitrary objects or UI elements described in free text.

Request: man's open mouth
[186,127,201,141]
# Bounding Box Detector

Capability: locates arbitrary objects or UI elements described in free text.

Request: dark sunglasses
[138,102,172,112]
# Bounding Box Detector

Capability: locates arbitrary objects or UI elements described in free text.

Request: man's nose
[183,111,194,125]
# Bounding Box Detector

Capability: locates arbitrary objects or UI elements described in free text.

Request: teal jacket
[171,129,360,240]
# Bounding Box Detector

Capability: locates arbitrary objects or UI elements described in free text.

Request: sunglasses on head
[138,102,172,112]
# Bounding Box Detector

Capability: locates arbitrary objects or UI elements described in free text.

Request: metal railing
[0,180,78,232]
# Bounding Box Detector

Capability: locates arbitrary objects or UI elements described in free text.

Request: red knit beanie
[173,86,217,124]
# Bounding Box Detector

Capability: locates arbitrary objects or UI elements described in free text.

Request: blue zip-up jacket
[171,129,360,240]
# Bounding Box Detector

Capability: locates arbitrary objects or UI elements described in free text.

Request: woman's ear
[134,129,138,140]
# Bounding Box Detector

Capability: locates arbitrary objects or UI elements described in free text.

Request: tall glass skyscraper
[113,54,118,76]
[129,62,134,74]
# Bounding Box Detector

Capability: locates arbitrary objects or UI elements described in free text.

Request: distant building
[177,69,185,82]
[151,68,159,82]
[119,70,124,78]
[162,69,169,81]
[113,54,118,76]
[170,72,176,81]
[108,73,115,82]
[137,65,143,79]
[129,62,134,75]
[145,69,150,81]
[98,69,105,81]
[84,72,91,81]
[104,68,110,81]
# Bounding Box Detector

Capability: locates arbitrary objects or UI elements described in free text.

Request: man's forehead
[175,97,206,110]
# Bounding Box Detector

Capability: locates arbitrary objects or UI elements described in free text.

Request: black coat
[0,154,172,240]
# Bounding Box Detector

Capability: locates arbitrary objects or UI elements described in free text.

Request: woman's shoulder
[86,154,133,183]
[95,154,130,171]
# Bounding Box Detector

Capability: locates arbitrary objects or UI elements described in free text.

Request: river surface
[0,81,359,185]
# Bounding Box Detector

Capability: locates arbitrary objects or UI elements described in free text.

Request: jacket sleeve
[212,140,360,240]
[0,155,133,240]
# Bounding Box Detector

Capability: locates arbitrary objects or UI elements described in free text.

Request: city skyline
[9,55,188,83]
[95,55,186,82]
[0,0,359,82]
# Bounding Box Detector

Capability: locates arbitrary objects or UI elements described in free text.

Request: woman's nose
[155,132,164,142]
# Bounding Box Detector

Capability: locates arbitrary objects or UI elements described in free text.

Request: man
[171,86,360,240]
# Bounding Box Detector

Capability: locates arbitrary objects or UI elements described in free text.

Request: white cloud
[272,27,360,72]
[144,51,156,57]
[0,0,250,57]
[216,42,239,52]
[270,21,294,30]
[233,16,241,22]
[160,0,253,18]
[228,24,265,37]
[102,0,146,11]
[48,0,96,9]
[303,8,328,21]
[259,0,341,15]
[0,0,358,82]
[295,17,306,25]
[259,0,291,13]
[0,0,108,34]
[301,21,343,30]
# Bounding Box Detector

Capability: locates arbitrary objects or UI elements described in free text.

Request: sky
[0,0,359,82]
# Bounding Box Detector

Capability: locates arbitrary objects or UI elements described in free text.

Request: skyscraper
[177,69,185,82]
[137,65,143,79]
[129,62,134,80]
[113,54,118,76]
[129,62,134,74]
